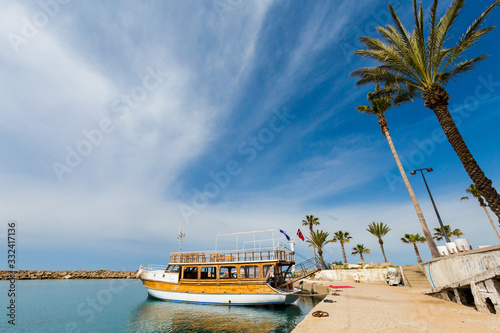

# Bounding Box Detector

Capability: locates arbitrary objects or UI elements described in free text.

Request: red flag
[297,228,305,241]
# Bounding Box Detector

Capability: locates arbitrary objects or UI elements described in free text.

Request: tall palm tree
[401,233,426,263]
[366,221,391,262]
[461,184,500,242]
[302,215,320,268]
[306,230,334,270]
[352,244,370,263]
[433,225,463,241]
[351,0,500,224]
[357,85,439,258]
[332,231,352,264]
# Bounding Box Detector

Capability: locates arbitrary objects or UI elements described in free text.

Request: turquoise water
[0,279,320,332]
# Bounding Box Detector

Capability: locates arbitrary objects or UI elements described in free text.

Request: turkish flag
[297,229,305,241]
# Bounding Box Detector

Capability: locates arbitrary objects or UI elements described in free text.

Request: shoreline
[0,270,138,280]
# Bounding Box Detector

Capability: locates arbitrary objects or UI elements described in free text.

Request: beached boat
[137,229,313,305]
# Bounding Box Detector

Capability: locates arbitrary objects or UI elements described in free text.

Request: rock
[63,275,72,279]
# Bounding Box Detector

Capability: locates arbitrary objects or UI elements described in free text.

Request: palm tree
[366,222,391,262]
[332,231,352,264]
[302,215,320,268]
[461,184,500,242]
[306,230,334,270]
[352,244,370,263]
[357,85,439,258]
[433,225,463,241]
[351,0,500,224]
[401,233,426,263]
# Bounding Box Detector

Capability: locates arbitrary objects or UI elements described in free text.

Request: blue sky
[1,0,500,270]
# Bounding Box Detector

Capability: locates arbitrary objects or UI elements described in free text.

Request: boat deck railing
[140,264,169,271]
[169,248,294,264]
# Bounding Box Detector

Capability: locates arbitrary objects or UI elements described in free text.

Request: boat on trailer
[137,229,309,305]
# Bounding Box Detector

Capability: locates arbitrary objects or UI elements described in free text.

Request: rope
[97,280,140,293]
[312,310,329,317]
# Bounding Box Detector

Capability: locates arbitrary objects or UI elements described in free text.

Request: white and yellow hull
[140,271,300,305]
[145,287,300,305]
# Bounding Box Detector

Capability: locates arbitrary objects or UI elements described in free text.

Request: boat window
[219,266,237,279]
[166,265,180,273]
[183,266,198,279]
[200,266,217,279]
[240,265,260,279]
[263,265,273,277]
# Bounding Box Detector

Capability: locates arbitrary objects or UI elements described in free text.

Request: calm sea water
[0,279,320,332]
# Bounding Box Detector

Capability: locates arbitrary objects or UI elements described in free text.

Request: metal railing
[169,249,294,264]
[140,264,168,271]
[293,258,319,278]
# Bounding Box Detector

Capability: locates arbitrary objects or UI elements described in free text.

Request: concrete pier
[292,280,500,332]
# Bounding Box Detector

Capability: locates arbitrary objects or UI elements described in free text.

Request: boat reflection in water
[126,295,321,332]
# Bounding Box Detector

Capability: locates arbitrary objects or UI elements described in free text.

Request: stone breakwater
[0,270,138,280]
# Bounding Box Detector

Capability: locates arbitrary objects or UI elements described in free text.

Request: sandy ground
[292,280,500,333]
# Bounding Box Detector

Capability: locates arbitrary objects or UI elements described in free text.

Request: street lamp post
[410,168,450,243]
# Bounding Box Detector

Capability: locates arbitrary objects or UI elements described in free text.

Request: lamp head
[410,170,416,175]
[426,168,433,173]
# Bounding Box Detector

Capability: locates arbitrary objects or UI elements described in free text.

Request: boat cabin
[165,249,294,287]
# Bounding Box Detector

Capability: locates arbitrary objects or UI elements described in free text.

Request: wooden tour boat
[137,229,315,305]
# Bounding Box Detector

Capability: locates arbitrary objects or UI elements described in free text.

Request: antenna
[177,222,186,251]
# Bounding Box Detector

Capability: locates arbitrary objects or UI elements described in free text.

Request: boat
[137,229,314,305]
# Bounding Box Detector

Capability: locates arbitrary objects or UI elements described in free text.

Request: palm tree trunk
[341,243,347,264]
[379,238,388,262]
[423,85,500,224]
[413,243,422,263]
[482,205,500,243]
[310,246,317,269]
[380,115,439,258]
[310,226,318,269]
[359,253,364,262]
[318,249,327,269]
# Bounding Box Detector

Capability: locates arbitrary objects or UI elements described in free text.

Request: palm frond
[432,0,465,68]
[441,26,496,76]
[444,0,500,71]
[440,55,490,84]
[356,105,373,113]
[427,0,439,78]
[353,0,499,94]
[350,67,412,87]
[376,26,425,83]
[388,4,413,51]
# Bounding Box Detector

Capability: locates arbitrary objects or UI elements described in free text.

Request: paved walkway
[292,280,500,333]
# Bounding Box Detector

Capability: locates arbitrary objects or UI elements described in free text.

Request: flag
[297,228,305,241]
[279,229,290,241]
